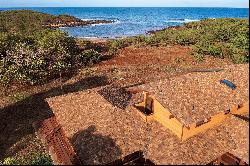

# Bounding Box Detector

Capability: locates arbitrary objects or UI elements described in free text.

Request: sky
[0,0,249,8]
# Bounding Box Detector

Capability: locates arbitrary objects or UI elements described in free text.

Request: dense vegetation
[0,30,101,86]
[0,10,83,35]
[0,10,101,86]
[2,152,52,165]
[0,10,112,34]
[109,18,249,63]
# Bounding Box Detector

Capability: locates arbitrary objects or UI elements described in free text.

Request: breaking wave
[165,18,200,23]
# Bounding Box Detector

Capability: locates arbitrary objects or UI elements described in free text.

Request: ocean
[0,7,249,38]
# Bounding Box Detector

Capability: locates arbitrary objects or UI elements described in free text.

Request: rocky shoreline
[44,19,114,28]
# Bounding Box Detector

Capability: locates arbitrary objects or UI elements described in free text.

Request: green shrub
[131,35,148,47]
[175,29,200,45]
[108,39,129,54]
[0,62,12,86]
[230,33,249,51]
[232,54,249,64]
[24,152,53,165]
[192,53,205,62]
[0,10,107,87]
[8,92,30,103]
[117,18,249,64]
[2,157,16,165]
[188,19,248,62]
[2,153,53,165]
[144,36,161,46]
[207,44,223,58]
[0,29,104,86]
[148,29,177,46]
[0,10,84,36]
[76,39,92,49]
[79,49,101,65]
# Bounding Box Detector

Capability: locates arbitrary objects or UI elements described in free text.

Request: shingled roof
[45,67,249,165]
[136,64,249,127]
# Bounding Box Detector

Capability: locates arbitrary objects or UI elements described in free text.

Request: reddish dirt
[94,45,233,87]
[0,44,234,162]
[98,45,231,67]
[99,45,193,66]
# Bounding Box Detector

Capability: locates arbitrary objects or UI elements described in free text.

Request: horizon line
[0,6,249,9]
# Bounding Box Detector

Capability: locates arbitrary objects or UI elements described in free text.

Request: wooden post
[143,91,148,111]
[143,91,153,115]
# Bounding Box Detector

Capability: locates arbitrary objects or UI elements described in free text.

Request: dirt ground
[0,44,240,163]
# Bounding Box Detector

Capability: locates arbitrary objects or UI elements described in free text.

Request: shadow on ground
[71,125,122,165]
[232,114,249,122]
[0,75,109,160]
[97,82,145,110]
[97,85,132,110]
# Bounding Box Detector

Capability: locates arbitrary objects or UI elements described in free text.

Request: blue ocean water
[0,7,249,38]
